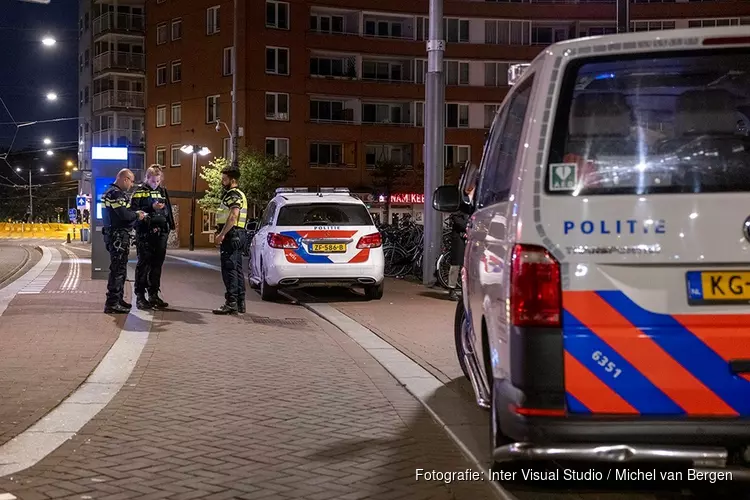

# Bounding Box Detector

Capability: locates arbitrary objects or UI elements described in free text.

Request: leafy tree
[197,157,228,212]
[198,149,292,216]
[238,148,292,211]
[370,159,409,224]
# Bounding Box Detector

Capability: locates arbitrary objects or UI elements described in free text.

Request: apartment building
[146,0,750,248]
[77,0,147,199]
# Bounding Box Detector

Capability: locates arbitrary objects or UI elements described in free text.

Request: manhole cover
[246,315,308,328]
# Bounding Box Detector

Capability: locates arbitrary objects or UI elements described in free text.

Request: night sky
[0,0,78,183]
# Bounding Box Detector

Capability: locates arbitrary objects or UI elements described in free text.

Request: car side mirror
[432,185,461,212]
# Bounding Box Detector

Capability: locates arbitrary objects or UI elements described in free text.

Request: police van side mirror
[432,185,461,212]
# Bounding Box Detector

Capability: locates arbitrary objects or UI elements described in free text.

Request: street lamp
[43,137,52,145]
[46,150,53,156]
[41,36,56,46]
[46,92,57,101]
[16,166,45,221]
[181,144,211,251]
[66,160,73,167]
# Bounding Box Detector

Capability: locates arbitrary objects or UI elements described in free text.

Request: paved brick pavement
[289,278,462,386]
[0,259,501,499]
[0,243,126,447]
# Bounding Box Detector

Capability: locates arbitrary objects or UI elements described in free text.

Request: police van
[248,188,385,301]
[433,26,750,476]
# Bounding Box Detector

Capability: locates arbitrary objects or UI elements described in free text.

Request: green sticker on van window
[549,163,578,191]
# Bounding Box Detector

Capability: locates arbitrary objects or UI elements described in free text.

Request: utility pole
[422,0,445,286]
[189,150,198,251]
[28,170,33,222]
[617,0,629,33]
[230,0,239,169]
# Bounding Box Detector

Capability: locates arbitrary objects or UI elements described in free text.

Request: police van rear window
[276,203,373,226]
[546,48,750,196]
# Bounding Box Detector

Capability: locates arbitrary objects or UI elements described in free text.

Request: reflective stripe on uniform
[104,199,126,208]
[216,188,248,228]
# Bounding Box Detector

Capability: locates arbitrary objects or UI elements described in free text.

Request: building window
[170,145,181,167]
[206,95,220,123]
[171,18,182,40]
[266,137,289,157]
[445,61,469,86]
[171,60,182,82]
[202,210,217,233]
[310,14,344,34]
[222,137,230,159]
[365,144,411,168]
[171,102,182,125]
[156,105,167,127]
[155,147,166,167]
[445,103,469,128]
[362,60,404,82]
[631,20,676,32]
[156,64,167,86]
[266,1,289,30]
[157,23,167,44]
[84,49,90,67]
[84,86,89,104]
[415,101,424,127]
[309,143,342,167]
[266,47,289,75]
[310,99,347,122]
[310,56,356,80]
[157,0,166,4]
[485,20,531,45]
[445,145,470,168]
[531,25,569,45]
[484,104,500,129]
[485,62,513,87]
[444,18,469,43]
[223,47,234,76]
[265,92,289,120]
[207,5,220,35]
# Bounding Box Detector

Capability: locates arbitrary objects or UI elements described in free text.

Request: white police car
[433,26,750,477]
[248,188,385,301]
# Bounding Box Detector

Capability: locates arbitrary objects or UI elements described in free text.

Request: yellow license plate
[687,271,750,303]
[311,243,347,253]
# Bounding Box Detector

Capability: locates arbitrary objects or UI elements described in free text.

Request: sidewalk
[0,243,127,447]
[0,257,500,499]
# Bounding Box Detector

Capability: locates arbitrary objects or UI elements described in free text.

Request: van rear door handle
[729,360,750,374]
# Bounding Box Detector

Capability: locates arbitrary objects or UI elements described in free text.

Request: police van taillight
[510,244,561,327]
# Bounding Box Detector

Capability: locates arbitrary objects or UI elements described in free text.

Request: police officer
[213,167,248,315]
[129,165,175,310]
[102,169,146,314]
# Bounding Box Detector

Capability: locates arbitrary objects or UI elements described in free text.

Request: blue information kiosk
[90,147,129,280]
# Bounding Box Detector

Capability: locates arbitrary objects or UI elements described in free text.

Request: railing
[361,74,415,84]
[92,129,143,148]
[93,51,145,73]
[309,117,357,124]
[309,27,359,36]
[92,12,145,36]
[361,119,414,126]
[92,90,144,112]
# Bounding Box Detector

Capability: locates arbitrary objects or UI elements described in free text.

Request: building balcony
[310,54,358,79]
[361,102,414,127]
[309,7,360,35]
[92,90,145,112]
[92,129,144,148]
[362,14,415,40]
[362,57,415,84]
[93,51,145,74]
[93,12,145,37]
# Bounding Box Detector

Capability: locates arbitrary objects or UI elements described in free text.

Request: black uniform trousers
[220,228,246,307]
[135,230,169,296]
[104,228,130,306]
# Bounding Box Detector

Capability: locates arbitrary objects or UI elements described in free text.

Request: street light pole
[189,151,197,251]
[230,0,239,168]
[422,0,445,286]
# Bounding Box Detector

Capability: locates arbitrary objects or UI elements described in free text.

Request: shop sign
[388,193,424,204]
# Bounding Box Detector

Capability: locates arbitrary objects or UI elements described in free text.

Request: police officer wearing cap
[213,167,249,315]
[102,168,146,314]
[129,165,175,310]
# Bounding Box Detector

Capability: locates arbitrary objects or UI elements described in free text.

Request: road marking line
[17,247,61,295]
[0,265,153,478]
[167,254,220,271]
[0,247,51,315]
[0,493,17,499]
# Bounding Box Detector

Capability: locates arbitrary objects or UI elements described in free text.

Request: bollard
[67,233,71,244]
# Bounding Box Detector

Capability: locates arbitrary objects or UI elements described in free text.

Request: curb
[282,291,512,500]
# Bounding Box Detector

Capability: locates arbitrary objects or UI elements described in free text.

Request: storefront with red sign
[369,192,425,225]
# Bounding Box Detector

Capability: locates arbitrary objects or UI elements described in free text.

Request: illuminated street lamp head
[46,92,57,101]
[66,160,73,167]
[40,167,45,172]
[181,145,211,156]
[46,150,53,156]
[15,167,21,172]
[198,147,211,156]
[42,36,56,47]
[43,138,52,145]
[65,171,70,176]
[73,167,78,171]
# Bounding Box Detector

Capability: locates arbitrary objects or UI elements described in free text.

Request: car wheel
[259,262,279,301]
[364,282,384,300]
[453,298,470,380]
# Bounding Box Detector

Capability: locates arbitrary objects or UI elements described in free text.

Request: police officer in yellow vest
[213,167,249,315]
